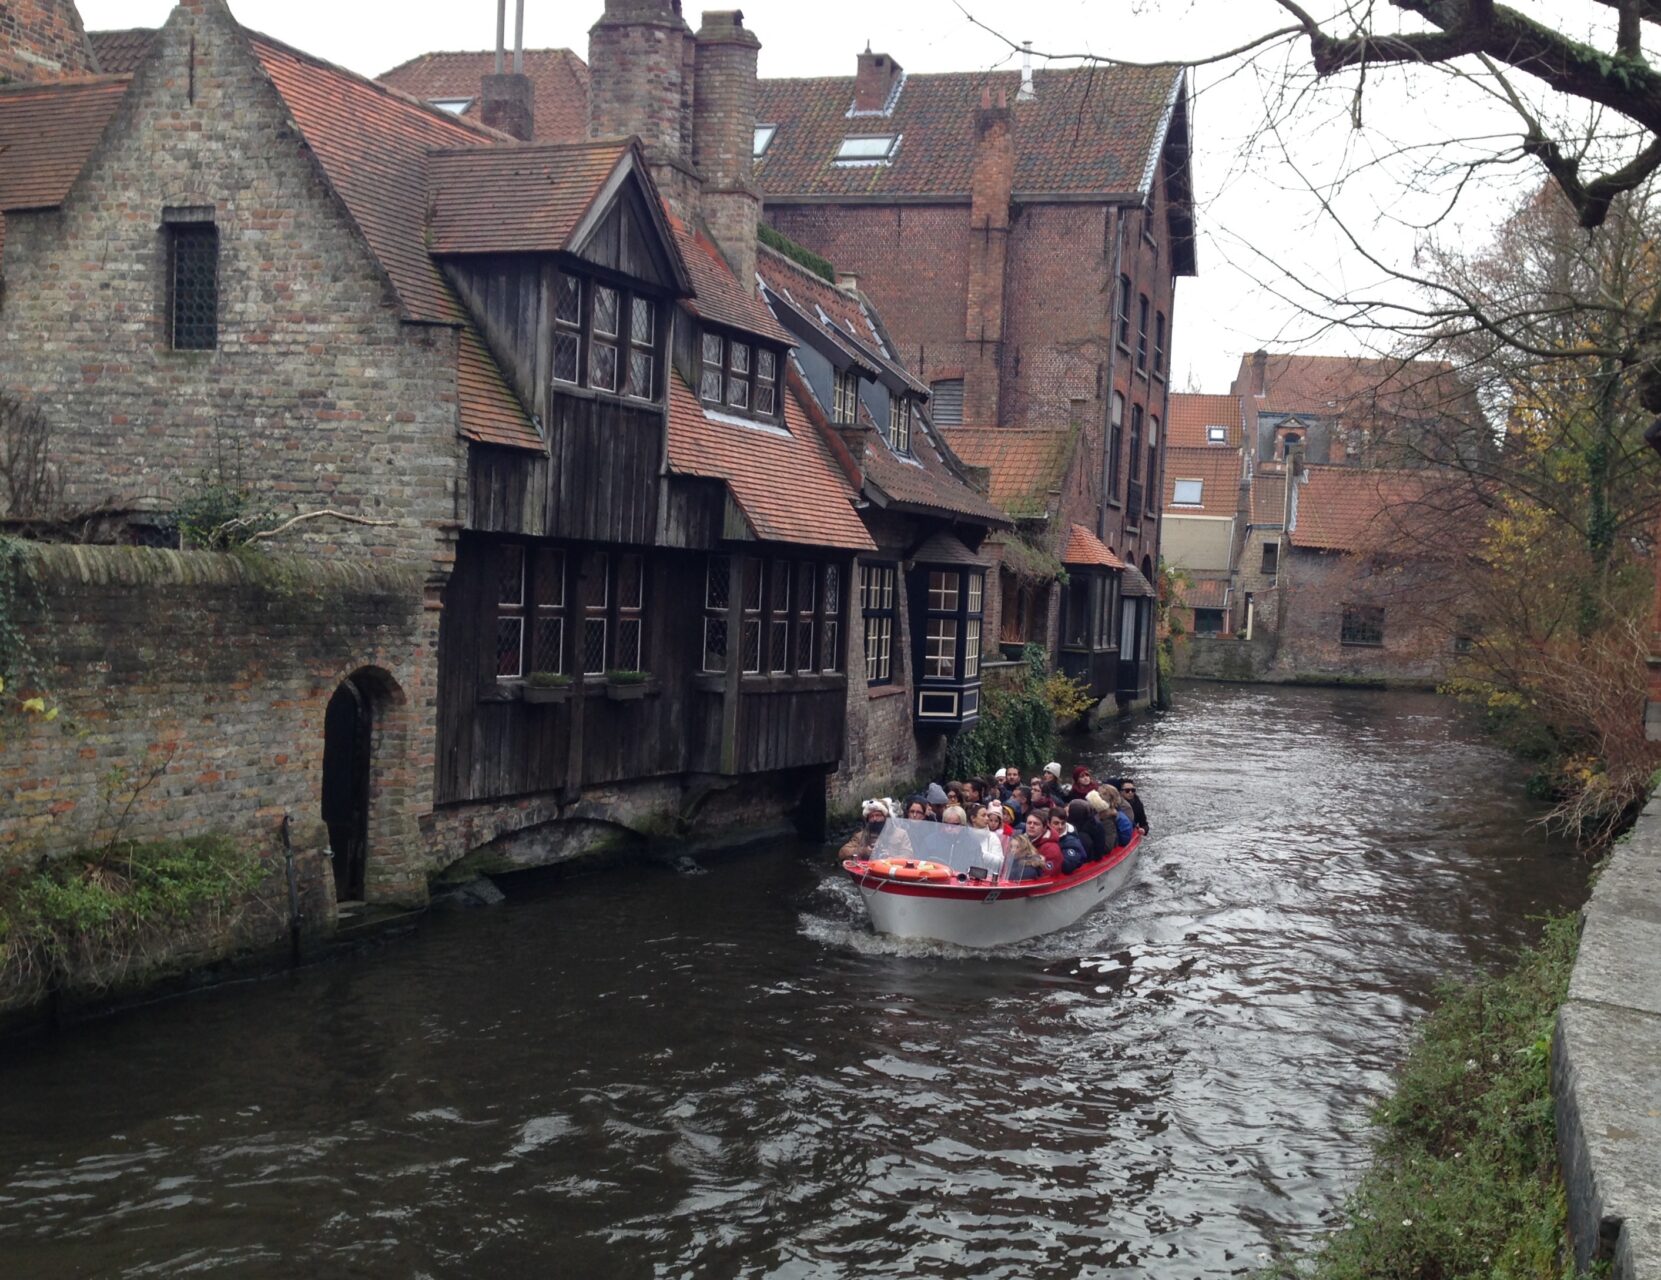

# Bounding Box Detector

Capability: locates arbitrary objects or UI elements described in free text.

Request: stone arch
[320,664,416,904]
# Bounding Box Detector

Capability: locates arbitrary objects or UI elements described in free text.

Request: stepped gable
[1168,392,1243,447]
[1163,445,1240,517]
[666,376,873,552]
[87,27,154,74]
[942,425,1077,519]
[426,139,632,255]
[379,48,590,143]
[757,245,1004,526]
[754,64,1182,199]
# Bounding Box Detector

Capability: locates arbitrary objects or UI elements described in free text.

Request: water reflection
[0,684,1586,1277]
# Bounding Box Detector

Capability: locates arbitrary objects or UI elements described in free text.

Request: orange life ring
[916,861,952,883]
[866,859,896,877]
[890,861,926,880]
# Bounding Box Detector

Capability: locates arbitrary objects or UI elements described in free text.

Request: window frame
[493,544,646,685]
[835,135,899,163]
[1116,275,1132,350]
[1340,603,1386,648]
[860,562,897,687]
[1172,478,1203,506]
[1261,541,1279,577]
[754,123,778,157]
[1108,392,1125,501]
[1136,294,1150,373]
[889,397,913,456]
[699,326,785,424]
[1206,424,1228,444]
[166,220,219,352]
[551,265,664,403]
[833,369,860,426]
[1154,310,1167,378]
[919,566,985,684]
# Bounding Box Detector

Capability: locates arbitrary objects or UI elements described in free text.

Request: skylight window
[1172,480,1204,506]
[430,97,474,114]
[1206,425,1228,444]
[754,124,777,157]
[835,135,900,164]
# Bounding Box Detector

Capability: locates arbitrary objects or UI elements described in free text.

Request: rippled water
[0,684,1588,1278]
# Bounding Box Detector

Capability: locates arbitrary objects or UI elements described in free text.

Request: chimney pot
[1018,40,1036,102]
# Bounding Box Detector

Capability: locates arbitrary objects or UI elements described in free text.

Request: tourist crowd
[839,762,1149,881]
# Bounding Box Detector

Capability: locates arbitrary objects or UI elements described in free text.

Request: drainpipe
[1097,206,1126,545]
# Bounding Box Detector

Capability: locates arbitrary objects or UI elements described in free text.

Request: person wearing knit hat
[1040,762,1068,806]
[925,781,949,820]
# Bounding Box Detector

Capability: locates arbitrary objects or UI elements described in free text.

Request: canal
[0,683,1589,1277]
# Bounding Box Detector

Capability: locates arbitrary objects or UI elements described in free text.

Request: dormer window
[754,124,777,157]
[551,268,661,402]
[699,328,784,423]
[833,370,859,426]
[890,398,913,456]
[1206,424,1228,444]
[430,97,474,114]
[835,135,899,165]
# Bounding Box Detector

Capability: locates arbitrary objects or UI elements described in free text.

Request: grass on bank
[1269,912,1585,1280]
[0,835,262,996]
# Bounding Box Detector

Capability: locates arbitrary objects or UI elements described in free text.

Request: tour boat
[842,817,1144,947]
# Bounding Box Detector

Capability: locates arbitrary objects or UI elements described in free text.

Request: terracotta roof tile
[755,66,1182,199]
[1233,353,1477,422]
[1249,466,1289,526]
[912,531,987,566]
[666,374,874,552]
[458,326,542,452]
[1163,446,1241,518]
[247,30,503,325]
[1287,467,1431,553]
[0,75,131,212]
[1167,392,1242,448]
[861,441,1006,525]
[87,28,155,75]
[379,48,591,143]
[427,140,630,255]
[1120,563,1156,598]
[665,209,793,345]
[940,426,1076,517]
[1061,523,1126,570]
[1179,578,1229,609]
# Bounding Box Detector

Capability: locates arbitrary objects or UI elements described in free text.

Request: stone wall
[0,0,95,82]
[1554,802,1661,1279]
[1,544,435,902]
[1269,547,1450,685]
[1173,634,1273,682]
[0,3,464,564]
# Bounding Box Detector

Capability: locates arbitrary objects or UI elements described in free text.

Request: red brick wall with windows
[0,0,95,82]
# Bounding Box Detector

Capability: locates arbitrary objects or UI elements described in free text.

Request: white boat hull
[849,837,1143,948]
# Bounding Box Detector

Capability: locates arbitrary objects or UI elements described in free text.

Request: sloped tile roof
[378,48,591,143]
[665,209,793,345]
[247,30,504,325]
[1249,464,1289,526]
[1168,392,1242,448]
[755,66,1181,199]
[1163,446,1240,518]
[1179,578,1229,609]
[666,375,874,551]
[88,28,155,75]
[912,531,987,567]
[1233,353,1477,422]
[427,140,630,255]
[0,75,131,212]
[1288,467,1431,553]
[1120,563,1156,598]
[458,327,542,452]
[861,443,1006,525]
[941,426,1077,518]
[1061,523,1126,571]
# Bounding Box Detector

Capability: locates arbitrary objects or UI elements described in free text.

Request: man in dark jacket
[1049,811,1090,876]
[1106,777,1149,833]
[1067,799,1108,862]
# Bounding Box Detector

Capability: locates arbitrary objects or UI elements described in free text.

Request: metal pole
[514,0,526,75]
[281,811,302,965]
[494,0,507,75]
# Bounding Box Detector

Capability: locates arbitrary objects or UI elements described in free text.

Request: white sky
[76,0,1623,392]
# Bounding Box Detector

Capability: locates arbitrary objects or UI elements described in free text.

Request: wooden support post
[720,554,748,775]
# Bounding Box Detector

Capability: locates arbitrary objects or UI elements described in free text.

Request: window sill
[551,380,663,410]
[742,673,847,693]
[1339,640,1386,649]
[867,683,906,700]
[1116,341,1132,358]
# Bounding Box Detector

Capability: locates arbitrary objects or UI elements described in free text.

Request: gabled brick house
[3,0,1020,903]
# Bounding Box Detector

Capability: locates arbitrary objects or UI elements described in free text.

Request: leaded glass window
[554,274,582,384]
[495,544,526,679]
[583,552,609,675]
[167,223,218,351]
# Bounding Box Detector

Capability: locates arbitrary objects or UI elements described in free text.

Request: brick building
[382,34,1199,710]
[1,0,1017,904]
[0,0,95,82]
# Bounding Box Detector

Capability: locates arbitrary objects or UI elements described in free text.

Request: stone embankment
[1554,800,1661,1279]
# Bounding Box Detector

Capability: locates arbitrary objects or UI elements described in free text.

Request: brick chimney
[962,87,1014,426]
[0,0,97,82]
[853,44,902,114]
[692,10,762,292]
[479,0,535,140]
[1251,349,1269,396]
[588,0,701,216]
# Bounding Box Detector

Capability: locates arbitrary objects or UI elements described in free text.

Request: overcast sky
[76,1,1617,391]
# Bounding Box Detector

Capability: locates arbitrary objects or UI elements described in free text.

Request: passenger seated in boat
[1006,835,1045,882]
[1050,811,1090,875]
[985,800,1014,838]
[1007,786,1030,823]
[1026,812,1064,877]
[925,782,949,820]
[840,799,903,860]
[903,796,931,822]
[1120,780,1149,833]
[1068,798,1108,862]
[1040,763,1069,805]
[941,805,967,827]
[1096,786,1136,846]
[1073,766,1095,796]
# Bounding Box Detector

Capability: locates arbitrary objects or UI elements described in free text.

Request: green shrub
[1266,914,1582,1280]
[946,644,1085,777]
[758,223,836,282]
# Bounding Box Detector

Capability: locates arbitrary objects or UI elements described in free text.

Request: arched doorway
[321,677,372,902]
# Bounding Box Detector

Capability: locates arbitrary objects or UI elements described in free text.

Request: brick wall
[0,0,94,83]
[1270,548,1452,684]
[0,4,465,565]
[1,546,434,903]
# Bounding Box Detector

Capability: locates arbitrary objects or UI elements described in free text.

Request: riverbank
[1554,803,1661,1278]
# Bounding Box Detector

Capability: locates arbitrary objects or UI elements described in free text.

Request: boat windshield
[869,817,1004,878]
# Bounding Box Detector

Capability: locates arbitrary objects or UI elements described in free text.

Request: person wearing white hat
[839,798,898,860]
[1040,762,1068,806]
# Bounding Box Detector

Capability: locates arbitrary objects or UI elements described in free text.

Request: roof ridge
[244,26,510,144]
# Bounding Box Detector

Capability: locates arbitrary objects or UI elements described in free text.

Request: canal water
[0,684,1588,1278]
